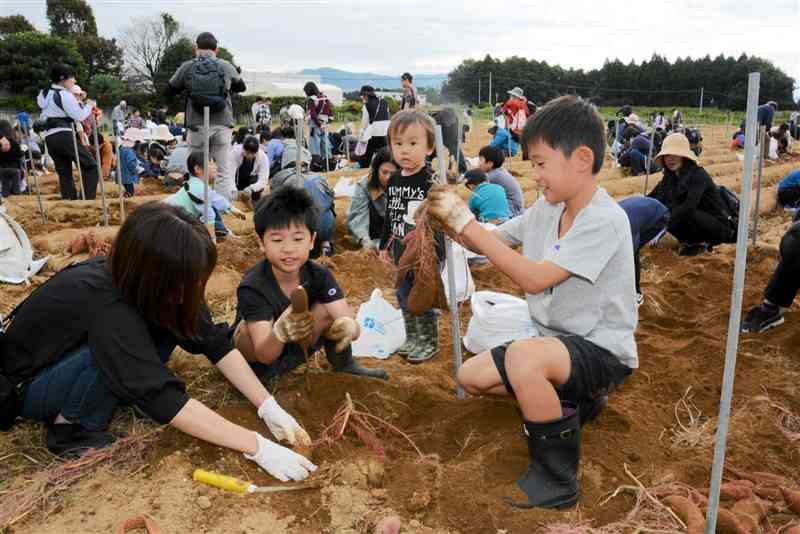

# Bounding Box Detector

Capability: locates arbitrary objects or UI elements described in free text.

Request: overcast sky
[4,0,799,95]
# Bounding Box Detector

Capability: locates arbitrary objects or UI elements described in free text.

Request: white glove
[230,206,247,220]
[325,316,361,352]
[428,184,475,235]
[258,397,312,446]
[245,433,317,482]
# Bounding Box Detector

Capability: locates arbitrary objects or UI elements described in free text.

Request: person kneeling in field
[427,96,638,510]
[3,203,316,481]
[742,214,800,333]
[233,186,389,382]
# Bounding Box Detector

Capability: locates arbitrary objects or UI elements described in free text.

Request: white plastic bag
[333,175,359,198]
[351,289,406,359]
[0,211,48,285]
[441,241,474,306]
[463,291,538,354]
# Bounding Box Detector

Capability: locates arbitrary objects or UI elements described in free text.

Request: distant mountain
[301,67,447,92]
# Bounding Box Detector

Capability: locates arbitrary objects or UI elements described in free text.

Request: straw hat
[654,133,698,166]
[507,87,524,99]
[152,124,175,142]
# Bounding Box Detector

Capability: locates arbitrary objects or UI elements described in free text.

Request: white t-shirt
[495,188,639,368]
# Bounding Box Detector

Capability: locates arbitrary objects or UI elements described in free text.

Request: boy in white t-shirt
[428,96,638,510]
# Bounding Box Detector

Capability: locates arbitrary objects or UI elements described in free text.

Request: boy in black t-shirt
[233,187,388,381]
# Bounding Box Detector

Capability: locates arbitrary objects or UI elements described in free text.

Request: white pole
[71,124,86,200]
[704,71,760,534]
[434,125,465,400]
[455,107,463,176]
[113,133,126,222]
[488,72,492,106]
[90,114,109,227]
[643,126,656,195]
[699,87,704,113]
[23,125,46,224]
[751,126,766,247]
[203,107,214,242]
[478,78,481,106]
[295,120,303,183]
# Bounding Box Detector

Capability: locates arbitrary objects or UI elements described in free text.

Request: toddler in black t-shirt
[233,187,388,381]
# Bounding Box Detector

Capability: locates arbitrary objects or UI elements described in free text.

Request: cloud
[4,0,797,96]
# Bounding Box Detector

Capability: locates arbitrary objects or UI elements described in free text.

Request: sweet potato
[733,513,759,534]
[783,525,800,534]
[782,487,800,514]
[753,485,783,502]
[663,495,705,534]
[720,483,755,501]
[714,508,746,534]
[731,498,770,523]
[748,472,789,487]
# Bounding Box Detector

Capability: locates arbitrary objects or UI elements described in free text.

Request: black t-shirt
[379,166,435,262]
[236,259,344,325]
[2,258,233,424]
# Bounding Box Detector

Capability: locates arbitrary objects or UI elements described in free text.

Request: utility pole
[478,78,481,105]
[699,86,704,112]
[488,72,492,105]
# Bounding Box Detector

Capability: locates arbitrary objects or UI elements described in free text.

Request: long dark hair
[303,81,321,97]
[368,147,396,191]
[110,202,217,338]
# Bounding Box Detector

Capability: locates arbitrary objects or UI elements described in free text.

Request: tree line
[442,54,797,111]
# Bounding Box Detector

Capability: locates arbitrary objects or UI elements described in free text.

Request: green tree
[46,0,97,38]
[0,14,36,35]
[86,73,124,106]
[0,32,86,96]
[79,35,124,79]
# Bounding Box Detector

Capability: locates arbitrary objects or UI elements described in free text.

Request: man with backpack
[165,32,246,201]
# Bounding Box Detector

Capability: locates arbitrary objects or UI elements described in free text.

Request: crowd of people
[1,29,799,518]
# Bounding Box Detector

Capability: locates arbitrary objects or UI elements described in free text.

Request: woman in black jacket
[648,133,735,256]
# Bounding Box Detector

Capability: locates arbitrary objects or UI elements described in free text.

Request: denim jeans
[308,124,331,159]
[21,345,118,431]
[213,207,228,234]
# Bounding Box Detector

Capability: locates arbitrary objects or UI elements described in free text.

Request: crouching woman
[2,203,315,482]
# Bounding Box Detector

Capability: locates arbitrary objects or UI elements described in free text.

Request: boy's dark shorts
[490,335,632,408]
[248,338,324,381]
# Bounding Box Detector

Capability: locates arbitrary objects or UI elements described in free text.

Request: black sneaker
[741,304,784,333]
[46,424,117,458]
[678,243,710,256]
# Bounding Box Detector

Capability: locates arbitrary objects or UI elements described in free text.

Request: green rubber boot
[407,314,439,364]
[397,311,419,358]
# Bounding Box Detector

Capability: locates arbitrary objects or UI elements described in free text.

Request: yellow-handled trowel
[192,469,319,494]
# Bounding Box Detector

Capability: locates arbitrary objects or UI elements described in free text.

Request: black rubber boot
[324,339,389,380]
[505,402,581,509]
[579,395,608,427]
[46,423,117,459]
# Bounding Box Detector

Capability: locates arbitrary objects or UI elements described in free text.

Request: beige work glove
[324,316,361,352]
[230,206,247,220]
[272,306,314,344]
[428,184,475,235]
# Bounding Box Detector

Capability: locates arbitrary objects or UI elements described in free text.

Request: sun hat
[121,128,147,147]
[654,132,698,167]
[507,87,524,99]
[287,104,304,121]
[152,124,175,142]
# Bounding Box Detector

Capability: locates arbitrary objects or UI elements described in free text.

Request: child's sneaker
[741,303,784,333]
[635,293,644,307]
[407,314,439,364]
[678,242,710,257]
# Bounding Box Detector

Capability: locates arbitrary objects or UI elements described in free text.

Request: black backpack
[188,57,228,113]
[0,307,24,431]
[718,185,740,234]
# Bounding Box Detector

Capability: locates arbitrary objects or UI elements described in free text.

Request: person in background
[111,100,127,136]
[347,147,396,249]
[357,85,391,169]
[742,217,800,333]
[91,133,115,181]
[142,144,167,179]
[777,169,800,210]
[488,124,519,157]
[477,145,524,217]
[502,87,528,143]
[165,31,246,202]
[464,169,511,224]
[758,101,778,131]
[653,111,667,131]
[303,82,332,162]
[37,64,99,200]
[647,133,735,256]
[231,135,270,209]
[0,132,23,198]
[264,129,285,177]
[118,128,145,197]
[164,151,245,241]
[618,196,670,306]
[671,108,683,131]
[400,72,418,111]
[128,109,144,129]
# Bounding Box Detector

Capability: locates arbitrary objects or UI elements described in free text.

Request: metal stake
[434,125,464,400]
[704,71,760,534]
[751,126,766,247]
[203,107,214,242]
[90,114,109,226]
[113,132,126,222]
[71,123,86,200]
[24,125,47,224]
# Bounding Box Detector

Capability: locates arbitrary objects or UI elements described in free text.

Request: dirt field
[1,125,799,534]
